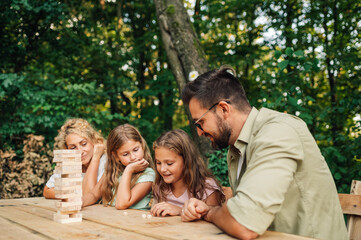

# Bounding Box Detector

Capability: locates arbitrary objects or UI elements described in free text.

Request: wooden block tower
[53,149,83,223]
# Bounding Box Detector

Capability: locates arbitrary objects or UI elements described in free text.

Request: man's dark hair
[181,66,250,112]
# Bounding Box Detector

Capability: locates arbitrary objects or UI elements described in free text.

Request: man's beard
[211,115,231,150]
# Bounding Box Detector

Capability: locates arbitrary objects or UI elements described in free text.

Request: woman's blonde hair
[54,118,105,149]
[153,129,225,204]
[102,124,153,206]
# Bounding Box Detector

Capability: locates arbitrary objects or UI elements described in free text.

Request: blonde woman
[43,118,107,199]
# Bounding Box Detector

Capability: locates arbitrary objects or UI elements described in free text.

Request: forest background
[1,0,360,198]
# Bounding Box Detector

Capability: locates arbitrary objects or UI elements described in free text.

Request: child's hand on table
[151,202,182,216]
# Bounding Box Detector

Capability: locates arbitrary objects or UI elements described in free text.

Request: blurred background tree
[1,0,360,197]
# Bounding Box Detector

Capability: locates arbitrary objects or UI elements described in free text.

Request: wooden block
[55,183,82,192]
[62,173,82,178]
[53,212,69,220]
[55,177,82,184]
[55,201,82,208]
[56,164,82,170]
[53,212,82,224]
[69,212,82,218]
[54,154,81,158]
[55,192,82,199]
[55,187,81,195]
[58,161,82,166]
[57,210,80,215]
[62,197,82,203]
[56,205,81,212]
[54,149,82,154]
[53,156,81,163]
[54,217,82,224]
[55,177,82,188]
[54,166,82,175]
[53,150,81,162]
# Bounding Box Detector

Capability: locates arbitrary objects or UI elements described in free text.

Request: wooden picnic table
[0,197,315,240]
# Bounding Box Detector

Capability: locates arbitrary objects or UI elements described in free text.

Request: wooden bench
[339,180,361,240]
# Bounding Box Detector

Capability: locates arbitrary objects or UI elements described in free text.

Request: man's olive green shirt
[227,107,348,240]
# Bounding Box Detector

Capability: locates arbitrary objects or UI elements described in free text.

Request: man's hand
[181,198,210,222]
[151,202,182,216]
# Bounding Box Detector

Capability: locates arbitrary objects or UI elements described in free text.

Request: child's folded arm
[115,181,152,209]
[115,163,152,210]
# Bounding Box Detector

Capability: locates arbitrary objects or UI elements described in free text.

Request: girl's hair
[102,124,153,206]
[54,118,105,149]
[153,129,225,204]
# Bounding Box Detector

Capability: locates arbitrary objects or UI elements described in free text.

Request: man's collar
[233,107,259,150]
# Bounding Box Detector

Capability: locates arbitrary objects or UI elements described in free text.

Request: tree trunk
[153,0,213,155]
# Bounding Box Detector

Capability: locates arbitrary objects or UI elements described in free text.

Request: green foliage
[195,0,361,193]
[207,148,229,187]
[1,0,360,198]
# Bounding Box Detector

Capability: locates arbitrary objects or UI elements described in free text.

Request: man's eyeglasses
[193,100,230,131]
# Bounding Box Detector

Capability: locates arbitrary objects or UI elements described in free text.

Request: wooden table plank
[0,216,48,240]
[0,198,317,240]
[0,204,156,239]
[82,204,233,240]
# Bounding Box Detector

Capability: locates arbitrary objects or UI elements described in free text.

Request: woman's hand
[93,143,105,158]
[151,202,182,216]
[82,143,105,195]
[125,159,149,174]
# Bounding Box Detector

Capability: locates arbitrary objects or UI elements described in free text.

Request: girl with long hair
[82,124,155,210]
[150,129,224,216]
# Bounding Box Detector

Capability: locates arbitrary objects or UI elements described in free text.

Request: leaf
[274,50,282,59]
[294,50,304,57]
[334,172,342,180]
[289,60,297,66]
[304,63,311,71]
[288,96,298,106]
[305,96,316,102]
[278,60,289,70]
[285,47,293,57]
